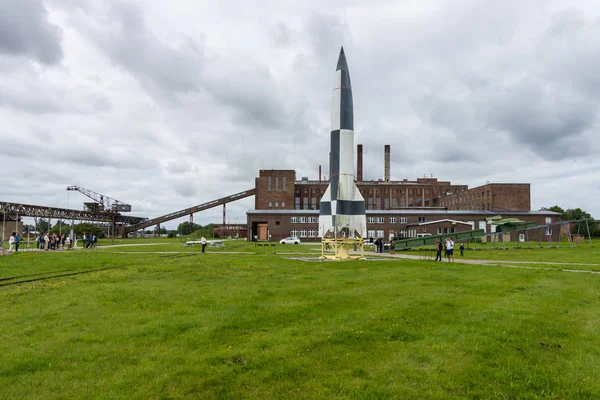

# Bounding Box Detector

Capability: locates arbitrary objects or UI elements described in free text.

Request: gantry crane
[66,185,132,213]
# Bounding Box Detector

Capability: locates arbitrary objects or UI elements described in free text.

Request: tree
[71,223,105,239]
[563,208,592,221]
[540,205,564,214]
[176,222,202,236]
[541,205,598,238]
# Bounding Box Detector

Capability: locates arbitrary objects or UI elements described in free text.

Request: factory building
[247,145,559,242]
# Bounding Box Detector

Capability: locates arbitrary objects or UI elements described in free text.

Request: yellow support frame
[321,237,364,260]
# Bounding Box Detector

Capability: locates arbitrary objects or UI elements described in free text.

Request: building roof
[407,219,474,227]
[247,209,561,216]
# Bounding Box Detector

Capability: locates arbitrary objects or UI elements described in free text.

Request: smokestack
[319,165,322,183]
[357,144,363,182]
[384,145,390,182]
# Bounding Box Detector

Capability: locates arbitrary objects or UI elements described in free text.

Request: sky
[1,0,599,229]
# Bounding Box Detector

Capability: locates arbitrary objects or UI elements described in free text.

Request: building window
[376,197,381,209]
[418,217,426,222]
[299,217,307,223]
[368,217,376,224]
[291,230,298,238]
[275,202,278,207]
[275,176,279,192]
[384,198,390,209]
[282,202,285,207]
[368,230,376,238]
[392,198,398,208]
[368,198,373,210]
[268,176,272,192]
[311,198,317,210]
[295,197,300,210]
[545,217,551,224]
[376,217,384,224]
[308,230,316,238]
[389,217,397,223]
[268,202,272,208]
[437,228,442,235]
[300,230,307,238]
[283,177,286,192]
[291,217,298,223]
[399,217,407,224]
[275,221,280,225]
[303,198,308,209]
[377,230,384,238]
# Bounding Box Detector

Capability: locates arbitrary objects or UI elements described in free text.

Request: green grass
[1,247,599,399]
[404,239,600,265]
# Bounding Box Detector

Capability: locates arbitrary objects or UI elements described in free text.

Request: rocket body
[318,48,367,238]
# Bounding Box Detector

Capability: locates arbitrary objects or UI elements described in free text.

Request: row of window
[368,217,408,224]
[289,216,413,224]
[366,229,418,239]
[267,176,287,192]
[290,230,317,238]
[290,216,318,224]
[268,202,285,208]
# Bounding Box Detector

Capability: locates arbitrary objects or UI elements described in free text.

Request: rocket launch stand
[320,237,365,260]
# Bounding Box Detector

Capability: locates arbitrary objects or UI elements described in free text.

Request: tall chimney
[319,165,322,183]
[357,144,363,182]
[384,145,390,182]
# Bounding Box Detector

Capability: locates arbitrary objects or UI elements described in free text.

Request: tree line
[540,206,599,237]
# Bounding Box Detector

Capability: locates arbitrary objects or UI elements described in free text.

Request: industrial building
[247,145,559,242]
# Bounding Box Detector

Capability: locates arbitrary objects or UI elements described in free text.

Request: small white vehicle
[280,237,301,245]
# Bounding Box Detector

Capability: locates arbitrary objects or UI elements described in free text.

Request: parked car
[280,237,301,245]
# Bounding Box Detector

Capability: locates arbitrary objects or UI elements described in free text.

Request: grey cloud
[483,79,597,159]
[305,12,352,60]
[0,0,63,64]
[165,161,189,174]
[74,1,203,100]
[0,80,111,115]
[171,180,197,198]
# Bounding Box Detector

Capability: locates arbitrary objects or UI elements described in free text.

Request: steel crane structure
[66,185,132,213]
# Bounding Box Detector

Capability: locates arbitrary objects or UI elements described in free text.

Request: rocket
[318,47,367,238]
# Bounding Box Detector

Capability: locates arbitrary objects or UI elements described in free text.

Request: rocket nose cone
[336,46,349,72]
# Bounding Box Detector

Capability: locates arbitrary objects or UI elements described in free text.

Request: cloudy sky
[2,0,599,228]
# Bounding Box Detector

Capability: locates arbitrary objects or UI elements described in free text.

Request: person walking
[389,237,395,255]
[459,242,465,257]
[15,232,21,252]
[435,240,443,261]
[445,238,455,262]
[8,233,15,252]
[201,236,207,253]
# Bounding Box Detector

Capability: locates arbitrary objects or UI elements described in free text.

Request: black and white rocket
[318,47,367,238]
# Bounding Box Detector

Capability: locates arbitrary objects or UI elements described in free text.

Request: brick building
[246,144,555,243]
[254,169,470,212]
[247,209,560,242]
[212,224,248,239]
[438,183,531,211]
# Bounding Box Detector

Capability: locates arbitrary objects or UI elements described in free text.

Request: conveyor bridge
[121,189,256,236]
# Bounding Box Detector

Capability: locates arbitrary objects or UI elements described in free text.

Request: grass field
[1,241,599,399]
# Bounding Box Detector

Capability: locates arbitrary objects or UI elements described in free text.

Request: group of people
[369,236,399,254]
[8,232,22,252]
[35,233,73,250]
[435,238,465,262]
[31,232,97,250]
